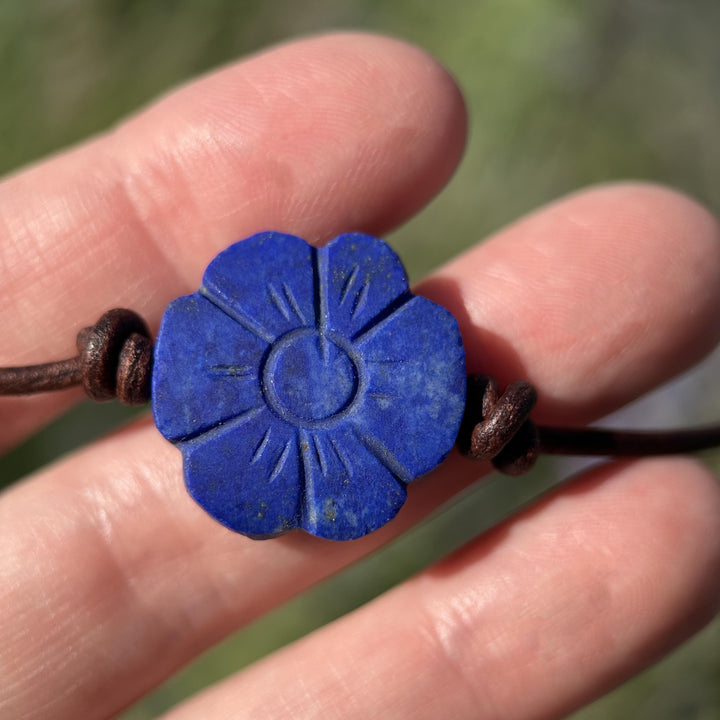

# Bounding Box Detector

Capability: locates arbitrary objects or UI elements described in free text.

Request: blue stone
[151,231,466,540]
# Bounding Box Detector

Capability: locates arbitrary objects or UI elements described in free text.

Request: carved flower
[152,232,466,540]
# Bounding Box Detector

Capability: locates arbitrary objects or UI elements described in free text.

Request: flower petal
[353,295,466,477]
[201,231,315,343]
[152,294,268,442]
[180,409,302,538]
[321,233,410,339]
[298,424,408,540]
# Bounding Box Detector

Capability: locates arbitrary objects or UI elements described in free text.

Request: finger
[0,32,466,448]
[419,182,720,423]
[2,185,720,720]
[161,459,720,720]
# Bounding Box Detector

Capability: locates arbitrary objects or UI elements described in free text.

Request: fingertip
[275,32,469,235]
[421,181,720,423]
[544,182,720,415]
[615,456,720,625]
[548,455,720,638]
[403,456,720,720]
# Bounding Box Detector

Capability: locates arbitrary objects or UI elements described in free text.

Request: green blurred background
[2,1,720,718]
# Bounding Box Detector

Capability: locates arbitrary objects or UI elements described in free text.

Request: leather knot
[458,375,540,475]
[78,309,153,405]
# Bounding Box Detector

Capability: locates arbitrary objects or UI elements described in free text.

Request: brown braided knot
[457,375,540,475]
[78,309,153,405]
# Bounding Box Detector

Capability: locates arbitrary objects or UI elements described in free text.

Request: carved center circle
[263,329,361,426]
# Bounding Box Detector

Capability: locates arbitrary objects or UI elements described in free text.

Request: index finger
[0,32,466,448]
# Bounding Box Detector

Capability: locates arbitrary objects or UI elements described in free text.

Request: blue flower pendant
[151,232,466,540]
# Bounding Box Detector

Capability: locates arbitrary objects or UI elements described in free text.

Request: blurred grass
[2,1,720,718]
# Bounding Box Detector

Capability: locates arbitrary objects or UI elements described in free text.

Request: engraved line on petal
[313,433,328,476]
[270,439,294,483]
[299,429,317,530]
[340,264,359,305]
[351,291,414,343]
[176,406,265,445]
[368,392,399,401]
[313,247,329,358]
[353,427,413,486]
[312,247,328,333]
[283,283,307,324]
[366,359,418,366]
[268,284,291,321]
[251,427,272,463]
[208,364,255,378]
[200,286,275,344]
[329,436,353,479]
[350,277,371,321]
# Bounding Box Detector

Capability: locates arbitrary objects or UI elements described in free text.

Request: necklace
[3,231,719,540]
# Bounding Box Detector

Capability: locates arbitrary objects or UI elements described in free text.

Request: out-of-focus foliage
[1,1,720,718]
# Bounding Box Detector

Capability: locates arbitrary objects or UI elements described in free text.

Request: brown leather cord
[457,375,720,474]
[0,309,153,406]
[1,310,719,465]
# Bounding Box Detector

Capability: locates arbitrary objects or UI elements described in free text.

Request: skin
[1,32,720,720]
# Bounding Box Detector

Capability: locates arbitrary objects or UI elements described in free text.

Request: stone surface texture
[152,232,466,540]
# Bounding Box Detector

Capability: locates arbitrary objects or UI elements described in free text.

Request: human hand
[1,33,720,720]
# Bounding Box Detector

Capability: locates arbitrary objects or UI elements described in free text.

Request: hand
[1,33,719,720]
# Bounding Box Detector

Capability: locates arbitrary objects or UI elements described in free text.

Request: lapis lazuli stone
[151,232,466,541]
